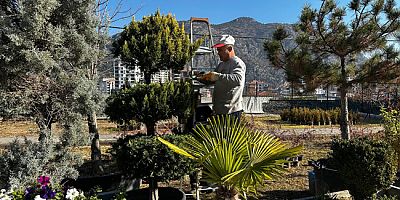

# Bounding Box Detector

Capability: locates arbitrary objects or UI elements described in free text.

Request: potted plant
[158,115,302,200]
[110,134,195,200]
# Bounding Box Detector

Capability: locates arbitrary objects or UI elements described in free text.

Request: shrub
[110,134,195,183]
[381,108,400,168]
[279,107,360,125]
[158,115,302,199]
[0,139,83,190]
[110,134,195,200]
[328,138,397,200]
[105,81,195,135]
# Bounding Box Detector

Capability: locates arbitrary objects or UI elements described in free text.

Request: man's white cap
[212,35,235,48]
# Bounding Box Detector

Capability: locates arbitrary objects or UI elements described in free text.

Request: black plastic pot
[98,187,186,200]
[63,173,140,192]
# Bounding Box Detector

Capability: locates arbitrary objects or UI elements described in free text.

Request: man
[198,35,246,121]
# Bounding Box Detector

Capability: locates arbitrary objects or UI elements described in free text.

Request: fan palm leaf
[158,115,302,198]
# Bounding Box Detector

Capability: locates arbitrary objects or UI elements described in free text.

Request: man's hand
[201,72,220,82]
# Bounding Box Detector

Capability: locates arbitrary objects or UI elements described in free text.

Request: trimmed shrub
[110,134,195,182]
[328,138,397,200]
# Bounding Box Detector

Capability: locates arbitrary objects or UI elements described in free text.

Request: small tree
[265,0,400,139]
[113,10,202,84]
[106,82,172,136]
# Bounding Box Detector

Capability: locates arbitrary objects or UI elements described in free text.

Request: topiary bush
[105,80,195,135]
[328,138,397,200]
[110,134,196,199]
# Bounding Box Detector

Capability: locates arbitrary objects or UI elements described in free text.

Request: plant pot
[63,173,141,192]
[97,187,186,200]
[313,168,346,195]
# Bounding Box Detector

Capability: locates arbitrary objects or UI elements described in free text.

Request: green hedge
[280,107,361,125]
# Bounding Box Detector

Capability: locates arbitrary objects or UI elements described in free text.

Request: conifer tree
[113,10,202,84]
[265,0,400,139]
[0,0,101,143]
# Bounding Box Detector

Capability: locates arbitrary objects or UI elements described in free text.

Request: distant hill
[107,17,293,89]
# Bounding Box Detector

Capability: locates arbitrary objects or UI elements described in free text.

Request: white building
[113,58,143,89]
[100,78,115,94]
[113,58,177,90]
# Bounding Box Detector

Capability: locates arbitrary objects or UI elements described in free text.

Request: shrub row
[280,107,361,125]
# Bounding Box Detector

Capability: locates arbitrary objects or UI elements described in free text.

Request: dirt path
[0,125,384,146]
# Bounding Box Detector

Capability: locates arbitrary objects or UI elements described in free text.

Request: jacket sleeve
[218,60,246,86]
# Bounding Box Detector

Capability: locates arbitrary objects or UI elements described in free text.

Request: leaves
[113,10,202,83]
[105,80,195,135]
[159,115,302,197]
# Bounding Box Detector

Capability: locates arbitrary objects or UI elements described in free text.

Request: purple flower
[24,187,35,199]
[40,185,56,199]
[37,176,50,186]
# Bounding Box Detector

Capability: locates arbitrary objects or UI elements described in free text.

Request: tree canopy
[0,0,103,144]
[265,0,400,139]
[113,10,202,84]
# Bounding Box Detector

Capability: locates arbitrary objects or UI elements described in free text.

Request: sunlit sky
[108,0,352,35]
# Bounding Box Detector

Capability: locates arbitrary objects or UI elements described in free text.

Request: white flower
[66,188,84,200]
[0,195,12,200]
[34,195,46,200]
[0,189,12,200]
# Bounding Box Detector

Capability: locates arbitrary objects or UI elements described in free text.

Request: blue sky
[108,0,351,35]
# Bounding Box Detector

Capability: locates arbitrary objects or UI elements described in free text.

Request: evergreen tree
[0,0,101,144]
[105,82,174,136]
[265,0,400,139]
[113,10,202,84]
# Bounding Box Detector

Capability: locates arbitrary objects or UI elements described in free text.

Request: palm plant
[158,115,302,199]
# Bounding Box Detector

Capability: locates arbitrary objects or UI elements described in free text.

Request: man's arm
[216,60,246,86]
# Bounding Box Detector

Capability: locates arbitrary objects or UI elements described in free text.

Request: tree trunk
[89,111,101,160]
[216,187,240,200]
[146,122,156,136]
[339,57,350,140]
[149,178,159,200]
[37,118,52,143]
[144,72,151,84]
[89,111,104,174]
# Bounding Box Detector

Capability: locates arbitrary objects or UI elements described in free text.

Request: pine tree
[266,0,400,139]
[113,10,202,84]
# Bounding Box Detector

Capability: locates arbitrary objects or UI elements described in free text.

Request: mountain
[184,17,294,89]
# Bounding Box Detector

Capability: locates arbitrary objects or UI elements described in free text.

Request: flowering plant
[0,176,96,200]
[23,176,58,200]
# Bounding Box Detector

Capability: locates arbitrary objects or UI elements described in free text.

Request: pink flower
[37,176,50,186]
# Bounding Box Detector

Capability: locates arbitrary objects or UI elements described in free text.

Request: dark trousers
[230,110,243,122]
